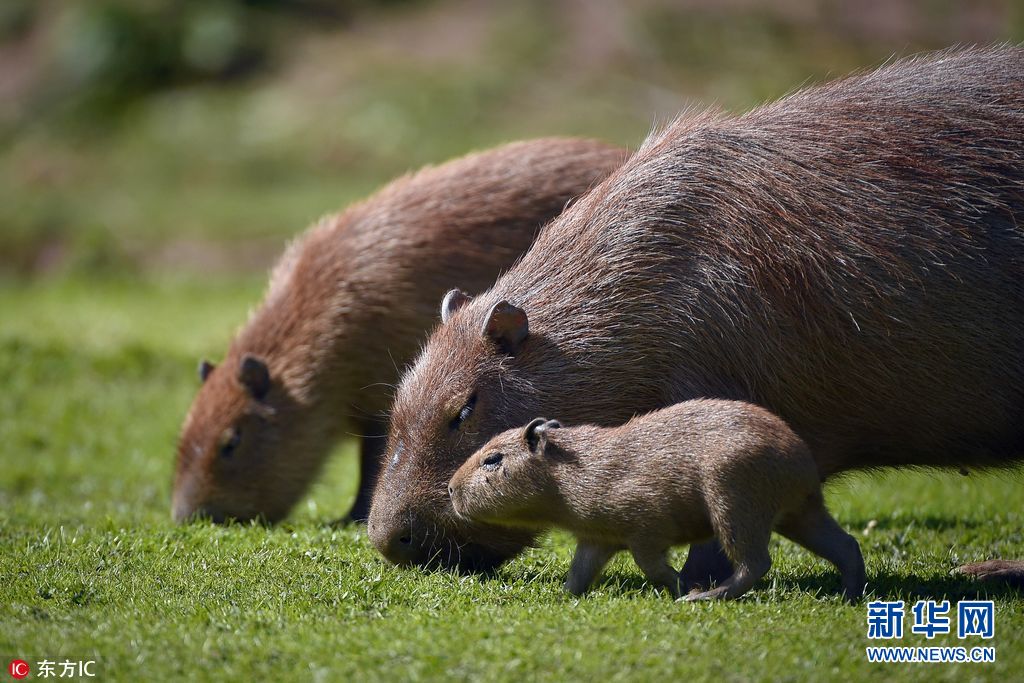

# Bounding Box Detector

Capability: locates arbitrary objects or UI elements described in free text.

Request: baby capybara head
[173,352,318,524]
[448,418,563,525]
[367,289,542,571]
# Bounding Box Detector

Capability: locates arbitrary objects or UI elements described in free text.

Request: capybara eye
[482,452,503,470]
[448,392,478,431]
[218,428,241,459]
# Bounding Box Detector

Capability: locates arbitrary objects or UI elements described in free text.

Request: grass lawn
[1,276,1021,682]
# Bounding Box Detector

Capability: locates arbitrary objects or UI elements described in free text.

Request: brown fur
[449,401,866,601]
[370,47,1024,573]
[172,138,626,523]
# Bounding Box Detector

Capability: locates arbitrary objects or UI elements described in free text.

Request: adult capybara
[369,47,1024,582]
[172,138,626,524]
[448,402,866,601]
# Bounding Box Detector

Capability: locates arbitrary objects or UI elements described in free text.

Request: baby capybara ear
[238,354,270,400]
[524,417,553,455]
[198,359,215,383]
[481,301,528,355]
[441,289,472,323]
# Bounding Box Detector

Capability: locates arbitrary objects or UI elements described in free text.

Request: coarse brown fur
[172,138,627,524]
[448,401,866,601]
[370,47,1024,576]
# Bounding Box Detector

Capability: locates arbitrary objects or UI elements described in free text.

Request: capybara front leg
[345,420,387,523]
[565,541,618,596]
[630,544,684,599]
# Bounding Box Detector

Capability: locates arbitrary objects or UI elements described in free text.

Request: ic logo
[7,660,29,680]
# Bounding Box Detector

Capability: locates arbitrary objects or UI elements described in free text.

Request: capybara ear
[441,289,472,323]
[524,417,550,455]
[198,359,215,383]
[238,354,270,400]
[481,301,528,354]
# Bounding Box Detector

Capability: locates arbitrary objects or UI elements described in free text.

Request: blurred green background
[3,0,1024,279]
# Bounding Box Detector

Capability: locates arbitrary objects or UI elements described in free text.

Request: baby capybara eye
[482,452,503,470]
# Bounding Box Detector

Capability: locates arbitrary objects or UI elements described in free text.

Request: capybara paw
[683,587,729,602]
[680,543,734,592]
[955,560,1024,588]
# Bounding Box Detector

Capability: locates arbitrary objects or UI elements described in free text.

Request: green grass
[1,276,1022,681]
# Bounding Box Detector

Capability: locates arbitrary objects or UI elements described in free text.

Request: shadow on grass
[772,569,1023,602]
[489,564,1024,602]
[322,516,1024,600]
[844,516,1001,533]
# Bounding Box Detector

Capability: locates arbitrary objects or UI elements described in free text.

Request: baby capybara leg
[566,541,618,596]
[686,508,774,600]
[777,500,866,602]
[629,543,684,598]
[684,538,771,602]
[680,540,735,592]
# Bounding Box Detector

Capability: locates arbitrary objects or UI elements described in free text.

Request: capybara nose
[172,496,214,524]
[374,524,422,566]
[171,500,192,524]
[447,485,454,497]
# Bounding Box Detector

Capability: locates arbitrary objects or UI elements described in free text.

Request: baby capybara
[172,138,626,524]
[448,402,865,601]
[370,47,1024,583]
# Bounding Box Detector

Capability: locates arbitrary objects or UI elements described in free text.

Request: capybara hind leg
[630,544,684,598]
[777,501,866,602]
[680,539,735,592]
[956,560,1024,588]
[345,425,387,523]
[565,541,618,596]
[688,507,773,600]
[684,552,771,601]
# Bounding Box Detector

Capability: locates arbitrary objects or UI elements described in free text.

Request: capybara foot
[680,540,735,592]
[684,578,751,602]
[956,559,1024,588]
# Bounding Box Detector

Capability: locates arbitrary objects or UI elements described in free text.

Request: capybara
[448,402,866,601]
[369,47,1024,582]
[172,138,626,524]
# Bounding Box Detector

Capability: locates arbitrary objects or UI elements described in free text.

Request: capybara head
[448,418,563,525]
[171,138,628,527]
[367,289,544,570]
[172,352,319,524]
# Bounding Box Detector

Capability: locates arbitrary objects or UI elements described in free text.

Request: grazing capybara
[369,47,1024,583]
[448,402,866,601]
[172,138,626,524]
